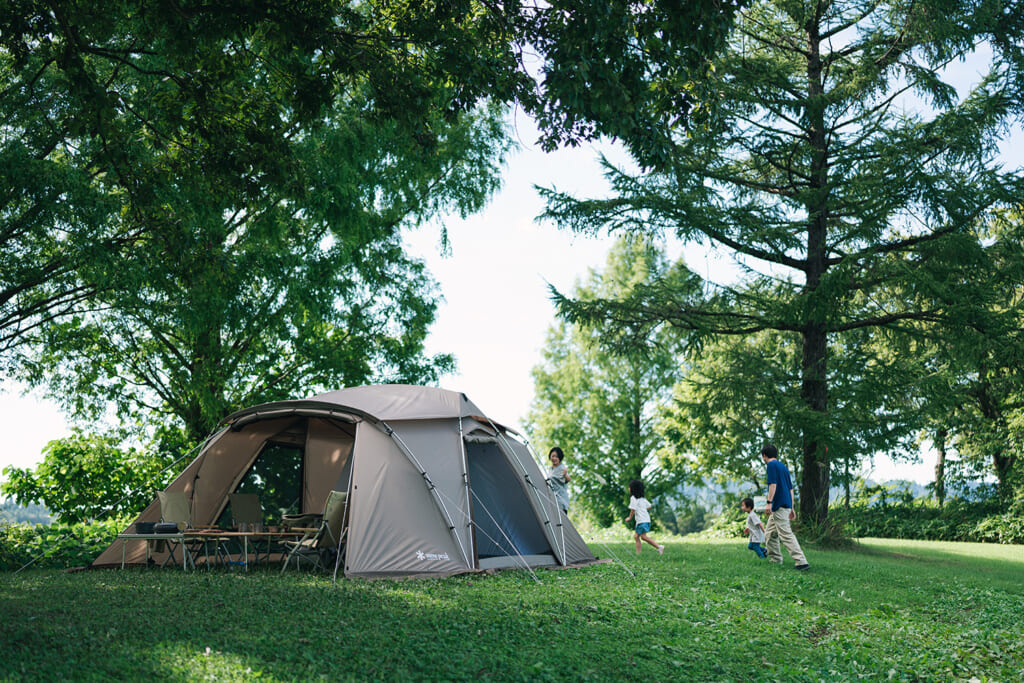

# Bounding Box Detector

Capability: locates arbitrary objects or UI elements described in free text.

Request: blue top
[766,459,794,510]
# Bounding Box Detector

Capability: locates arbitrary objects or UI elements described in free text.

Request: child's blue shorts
[634,522,651,535]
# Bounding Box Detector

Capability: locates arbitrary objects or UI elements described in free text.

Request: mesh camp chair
[156,491,194,568]
[230,493,263,532]
[228,493,264,566]
[280,490,348,573]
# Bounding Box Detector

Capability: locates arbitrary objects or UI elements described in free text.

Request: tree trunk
[934,428,947,508]
[844,455,851,509]
[799,19,831,526]
[800,323,830,525]
[975,367,1015,499]
[993,452,1015,500]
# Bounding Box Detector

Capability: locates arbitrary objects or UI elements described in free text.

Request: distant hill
[0,500,52,525]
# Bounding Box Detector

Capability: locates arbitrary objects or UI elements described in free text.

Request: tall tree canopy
[542,0,1024,524]
[526,237,690,524]
[3,0,514,441]
[15,100,510,442]
[0,0,528,357]
[1,0,745,359]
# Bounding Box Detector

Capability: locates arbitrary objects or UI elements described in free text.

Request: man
[761,443,809,570]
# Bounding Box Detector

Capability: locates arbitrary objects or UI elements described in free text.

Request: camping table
[117,532,196,570]
[203,529,312,570]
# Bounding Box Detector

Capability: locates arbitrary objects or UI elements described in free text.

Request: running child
[741,497,767,559]
[624,479,665,555]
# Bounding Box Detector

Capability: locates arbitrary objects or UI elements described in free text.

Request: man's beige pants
[765,507,807,565]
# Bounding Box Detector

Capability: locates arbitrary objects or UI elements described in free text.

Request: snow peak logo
[415,550,450,562]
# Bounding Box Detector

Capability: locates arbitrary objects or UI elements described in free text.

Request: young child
[624,479,665,555]
[741,497,767,559]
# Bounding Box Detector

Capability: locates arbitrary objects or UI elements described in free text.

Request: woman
[547,446,571,513]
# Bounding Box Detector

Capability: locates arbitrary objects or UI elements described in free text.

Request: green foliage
[540,0,1024,525]
[2,0,523,440]
[0,516,127,571]
[526,237,690,525]
[0,431,174,523]
[3,539,1023,680]
[831,496,1024,545]
[894,208,1024,502]
[657,330,809,487]
[524,0,746,166]
[7,23,513,440]
[0,0,738,364]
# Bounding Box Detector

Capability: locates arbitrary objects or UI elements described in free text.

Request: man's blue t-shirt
[766,459,794,510]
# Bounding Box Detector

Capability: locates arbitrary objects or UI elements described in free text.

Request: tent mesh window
[466,442,551,559]
[216,442,303,528]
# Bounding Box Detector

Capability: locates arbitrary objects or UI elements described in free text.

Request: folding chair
[156,491,194,569]
[230,493,263,531]
[280,490,348,573]
[229,493,264,566]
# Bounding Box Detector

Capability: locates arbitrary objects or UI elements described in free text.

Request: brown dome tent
[92,385,596,577]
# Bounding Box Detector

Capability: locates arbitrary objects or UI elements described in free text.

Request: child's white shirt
[746,510,765,543]
[629,496,652,525]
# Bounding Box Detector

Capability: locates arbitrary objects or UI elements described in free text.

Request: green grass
[2,537,1022,681]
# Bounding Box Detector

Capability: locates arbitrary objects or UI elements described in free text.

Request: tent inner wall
[92,416,355,568]
[304,417,356,513]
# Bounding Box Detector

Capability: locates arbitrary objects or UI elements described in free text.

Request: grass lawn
[1,536,1022,681]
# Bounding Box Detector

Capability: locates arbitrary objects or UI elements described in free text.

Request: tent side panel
[345,424,469,577]
[385,420,473,566]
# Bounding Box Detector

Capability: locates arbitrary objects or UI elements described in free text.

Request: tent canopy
[93,385,596,577]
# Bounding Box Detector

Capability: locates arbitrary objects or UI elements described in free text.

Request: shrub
[829,498,1022,544]
[0,516,129,571]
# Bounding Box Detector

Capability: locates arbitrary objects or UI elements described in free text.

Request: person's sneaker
[768,558,783,564]
[657,545,665,555]
[795,563,810,571]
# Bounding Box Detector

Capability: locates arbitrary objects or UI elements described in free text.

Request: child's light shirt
[746,509,765,543]
[629,496,652,525]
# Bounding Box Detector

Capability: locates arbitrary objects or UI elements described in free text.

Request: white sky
[1,50,1018,488]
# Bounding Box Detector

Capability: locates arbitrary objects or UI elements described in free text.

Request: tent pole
[457,415,476,568]
[332,463,355,583]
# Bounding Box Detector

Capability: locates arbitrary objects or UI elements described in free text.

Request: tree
[1,430,174,523]
[904,209,1024,501]
[526,236,689,525]
[13,95,510,442]
[541,0,1024,524]
[3,2,520,441]
[0,0,531,358]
